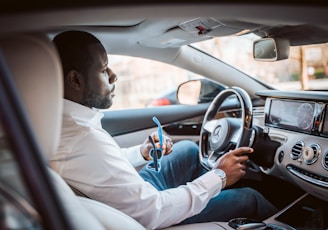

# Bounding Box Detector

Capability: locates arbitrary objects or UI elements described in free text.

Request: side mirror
[253,38,290,61]
[177,79,225,105]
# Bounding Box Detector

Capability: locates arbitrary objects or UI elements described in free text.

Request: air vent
[304,143,320,165]
[287,165,328,188]
[323,151,328,170]
[291,141,304,160]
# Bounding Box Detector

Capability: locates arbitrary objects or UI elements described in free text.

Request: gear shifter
[228,218,289,230]
[228,218,265,229]
[236,222,267,230]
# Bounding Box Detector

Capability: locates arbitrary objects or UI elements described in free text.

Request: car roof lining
[1,3,327,45]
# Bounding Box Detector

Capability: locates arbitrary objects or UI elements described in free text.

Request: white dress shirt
[51,99,224,230]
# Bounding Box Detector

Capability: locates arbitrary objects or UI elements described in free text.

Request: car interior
[0,1,328,230]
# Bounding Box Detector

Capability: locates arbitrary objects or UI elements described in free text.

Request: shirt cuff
[193,170,224,198]
[125,144,148,167]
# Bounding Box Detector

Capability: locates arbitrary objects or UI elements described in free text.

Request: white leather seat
[0,33,146,230]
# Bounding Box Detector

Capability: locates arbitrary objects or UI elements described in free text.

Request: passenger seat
[0,32,145,230]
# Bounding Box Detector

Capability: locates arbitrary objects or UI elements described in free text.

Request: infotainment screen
[266,99,316,132]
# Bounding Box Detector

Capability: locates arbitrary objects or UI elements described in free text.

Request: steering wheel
[199,87,255,170]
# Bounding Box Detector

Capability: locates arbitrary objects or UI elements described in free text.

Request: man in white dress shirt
[51,30,277,230]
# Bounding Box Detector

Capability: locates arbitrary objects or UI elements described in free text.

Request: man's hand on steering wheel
[213,147,253,187]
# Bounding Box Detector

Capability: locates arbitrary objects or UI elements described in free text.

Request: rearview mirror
[177,79,225,105]
[253,38,290,61]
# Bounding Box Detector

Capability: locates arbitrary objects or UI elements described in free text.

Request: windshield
[108,33,327,110]
[192,34,328,91]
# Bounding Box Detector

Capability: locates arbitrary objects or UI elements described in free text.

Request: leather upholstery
[1,33,145,230]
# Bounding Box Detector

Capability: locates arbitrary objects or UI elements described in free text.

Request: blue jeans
[138,140,277,224]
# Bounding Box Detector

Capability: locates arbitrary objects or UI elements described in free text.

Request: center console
[166,193,327,230]
[227,193,328,230]
[242,193,328,230]
[224,193,328,230]
[272,194,328,230]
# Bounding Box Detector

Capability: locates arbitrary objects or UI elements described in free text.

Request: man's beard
[81,90,112,109]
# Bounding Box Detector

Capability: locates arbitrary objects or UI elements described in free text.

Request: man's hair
[52,30,103,77]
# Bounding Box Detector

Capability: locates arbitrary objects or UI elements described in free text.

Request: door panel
[102,104,209,136]
[102,104,209,147]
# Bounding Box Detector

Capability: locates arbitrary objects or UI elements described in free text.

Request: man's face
[81,43,117,109]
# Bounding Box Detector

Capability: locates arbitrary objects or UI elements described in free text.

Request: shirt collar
[63,99,104,126]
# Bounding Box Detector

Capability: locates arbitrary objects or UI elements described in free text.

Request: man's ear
[66,70,83,90]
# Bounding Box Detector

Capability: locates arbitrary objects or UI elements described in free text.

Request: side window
[108,55,204,110]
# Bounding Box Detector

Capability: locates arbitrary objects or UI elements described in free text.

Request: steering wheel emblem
[212,126,222,143]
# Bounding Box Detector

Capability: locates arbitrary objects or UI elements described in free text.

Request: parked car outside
[147,87,178,106]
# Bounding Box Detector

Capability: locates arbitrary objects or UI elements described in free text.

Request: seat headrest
[0,33,63,159]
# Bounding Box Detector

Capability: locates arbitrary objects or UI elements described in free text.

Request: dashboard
[255,90,328,202]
